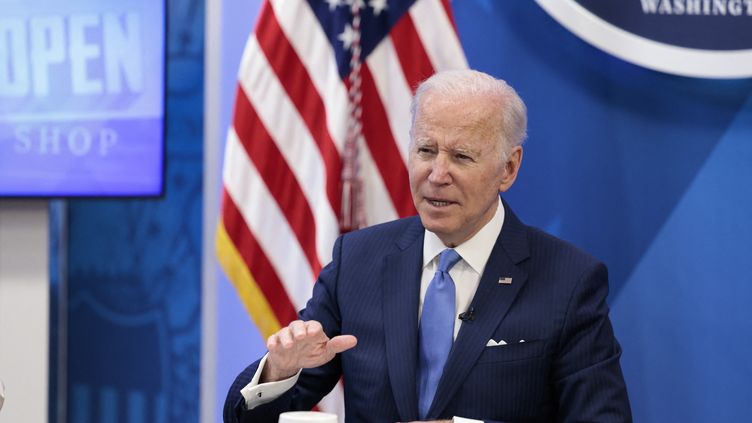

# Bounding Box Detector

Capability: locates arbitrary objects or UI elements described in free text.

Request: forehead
[413,93,501,144]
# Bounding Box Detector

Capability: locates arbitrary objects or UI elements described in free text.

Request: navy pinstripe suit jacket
[224,200,632,422]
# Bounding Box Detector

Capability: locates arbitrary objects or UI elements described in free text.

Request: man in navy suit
[225,69,632,422]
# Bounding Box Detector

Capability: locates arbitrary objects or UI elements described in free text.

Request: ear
[498,146,523,192]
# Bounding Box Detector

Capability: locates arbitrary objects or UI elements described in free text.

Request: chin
[420,218,455,238]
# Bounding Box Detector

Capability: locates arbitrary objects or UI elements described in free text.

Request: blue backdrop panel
[613,96,752,421]
[64,0,204,421]
[453,1,752,421]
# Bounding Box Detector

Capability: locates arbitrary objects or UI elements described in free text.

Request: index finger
[304,320,325,338]
[289,320,308,340]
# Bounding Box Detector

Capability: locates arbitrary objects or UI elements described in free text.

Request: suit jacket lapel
[382,218,424,421]
[428,200,531,418]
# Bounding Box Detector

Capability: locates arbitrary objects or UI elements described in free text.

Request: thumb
[327,334,357,354]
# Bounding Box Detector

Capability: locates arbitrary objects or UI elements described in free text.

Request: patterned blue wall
[454,1,752,421]
[64,1,204,421]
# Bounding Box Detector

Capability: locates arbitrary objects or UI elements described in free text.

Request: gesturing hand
[260,320,358,382]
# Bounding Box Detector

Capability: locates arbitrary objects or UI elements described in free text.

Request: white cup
[278,411,337,423]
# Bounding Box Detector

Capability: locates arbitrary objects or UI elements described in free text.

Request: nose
[427,154,451,185]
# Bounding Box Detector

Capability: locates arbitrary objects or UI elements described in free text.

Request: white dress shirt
[420,198,505,340]
[241,199,505,423]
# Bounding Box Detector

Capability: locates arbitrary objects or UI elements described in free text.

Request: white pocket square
[486,339,526,347]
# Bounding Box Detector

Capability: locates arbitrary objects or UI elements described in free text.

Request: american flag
[216,0,466,415]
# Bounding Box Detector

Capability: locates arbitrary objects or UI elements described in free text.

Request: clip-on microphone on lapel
[458,306,475,322]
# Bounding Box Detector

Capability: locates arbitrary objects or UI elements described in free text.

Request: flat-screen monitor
[0,0,165,197]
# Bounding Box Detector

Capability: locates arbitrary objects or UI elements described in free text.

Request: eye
[416,145,435,155]
[455,152,474,162]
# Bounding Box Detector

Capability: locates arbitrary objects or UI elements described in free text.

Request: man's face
[408,92,521,247]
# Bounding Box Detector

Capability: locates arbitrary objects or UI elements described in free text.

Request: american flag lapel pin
[498,277,512,285]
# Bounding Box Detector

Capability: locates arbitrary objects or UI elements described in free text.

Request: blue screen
[0,0,165,196]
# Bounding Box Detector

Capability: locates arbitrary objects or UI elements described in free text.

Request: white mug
[278,411,337,423]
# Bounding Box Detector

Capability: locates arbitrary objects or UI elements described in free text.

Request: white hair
[410,69,528,157]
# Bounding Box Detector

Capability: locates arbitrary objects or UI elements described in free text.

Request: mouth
[425,197,456,208]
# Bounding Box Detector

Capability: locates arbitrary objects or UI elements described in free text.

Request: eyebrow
[411,132,485,155]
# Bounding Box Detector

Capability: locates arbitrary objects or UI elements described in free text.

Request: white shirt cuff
[453,417,483,423]
[239,354,302,410]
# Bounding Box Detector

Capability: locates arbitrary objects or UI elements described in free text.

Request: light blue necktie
[418,248,461,419]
